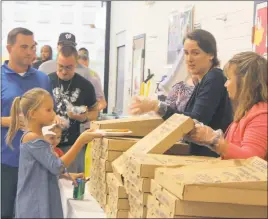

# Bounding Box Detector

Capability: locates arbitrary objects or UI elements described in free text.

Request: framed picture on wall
[253,0,267,58]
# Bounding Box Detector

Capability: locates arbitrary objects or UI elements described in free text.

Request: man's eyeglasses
[57,64,74,72]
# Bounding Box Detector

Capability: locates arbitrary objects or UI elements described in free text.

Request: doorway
[115,45,125,115]
[131,34,146,96]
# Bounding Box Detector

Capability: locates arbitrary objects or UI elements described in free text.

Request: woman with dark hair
[32,45,53,69]
[129,29,233,157]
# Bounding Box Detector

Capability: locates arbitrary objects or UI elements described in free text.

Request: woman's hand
[129,96,159,115]
[184,120,225,153]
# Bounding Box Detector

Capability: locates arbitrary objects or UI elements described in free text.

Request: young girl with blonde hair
[6,88,102,218]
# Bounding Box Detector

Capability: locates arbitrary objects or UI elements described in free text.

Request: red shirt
[54,147,64,157]
[223,102,268,160]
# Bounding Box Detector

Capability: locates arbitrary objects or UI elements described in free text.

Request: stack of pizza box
[89,116,163,213]
[147,156,268,218]
[120,153,212,218]
[89,137,138,209]
[111,114,209,218]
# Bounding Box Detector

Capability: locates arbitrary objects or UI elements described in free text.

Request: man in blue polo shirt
[1,27,53,218]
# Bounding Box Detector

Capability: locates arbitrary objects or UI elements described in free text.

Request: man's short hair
[58,45,78,59]
[7,27,33,45]
[79,47,89,54]
[78,47,89,61]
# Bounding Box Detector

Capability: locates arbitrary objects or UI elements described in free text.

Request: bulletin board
[166,5,194,65]
[252,0,267,58]
[159,5,194,95]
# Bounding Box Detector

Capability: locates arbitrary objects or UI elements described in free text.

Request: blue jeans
[1,164,18,218]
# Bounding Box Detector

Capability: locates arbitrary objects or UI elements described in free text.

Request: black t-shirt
[49,72,97,147]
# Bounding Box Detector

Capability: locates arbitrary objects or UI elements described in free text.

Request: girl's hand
[69,172,84,181]
[77,129,103,146]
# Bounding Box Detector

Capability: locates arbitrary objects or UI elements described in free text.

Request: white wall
[2,1,106,84]
[108,1,254,113]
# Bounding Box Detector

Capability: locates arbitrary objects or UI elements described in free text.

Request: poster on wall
[166,5,194,65]
[158,5,194,96]
[253,1,267,58]
[132,49,143,96]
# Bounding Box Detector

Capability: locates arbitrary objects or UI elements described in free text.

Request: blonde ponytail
[6,97,22,149]
[5,88,51,148]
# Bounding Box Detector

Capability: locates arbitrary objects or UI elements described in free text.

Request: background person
[165,75,198,112]
[1,27,54,218]
[39,33,107,111]
[78,47,107,111]
[164,75,198,155]
[42,124,85,180]
[32,45,53,69]
[42,124,64,157]
[38,32,76,73]
[48,45,98,173]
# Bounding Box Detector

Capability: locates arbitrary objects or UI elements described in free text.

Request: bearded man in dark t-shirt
[48,45,98,172]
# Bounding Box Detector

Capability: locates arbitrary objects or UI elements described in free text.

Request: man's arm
[86,104,98,121]
[69,79,98,122]
[1,117,11,127]
[92,74,107,111]
[1,116,25,130]
[76,68,106,112]
[67,104,98,122]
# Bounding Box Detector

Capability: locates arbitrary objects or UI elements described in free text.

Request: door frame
[114,45,125,114]
[131,33,146,96]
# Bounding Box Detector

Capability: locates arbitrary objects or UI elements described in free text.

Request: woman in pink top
[185,51,267,160]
